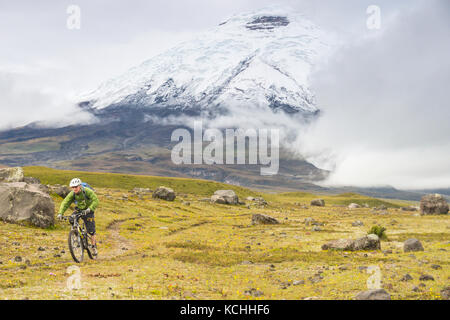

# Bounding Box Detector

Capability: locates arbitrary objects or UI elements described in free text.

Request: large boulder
[420,194,449,215]
[47,184,71,198]
[251,214,279,225]
[403,238,424,252]
[310,199,325,207]
[152,186,176,201]
[0,182,55,228]
[354,289,391,300]
[322,234,380,251]
[211,190,239,205]
[0,167,24,183]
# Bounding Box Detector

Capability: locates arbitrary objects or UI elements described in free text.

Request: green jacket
[58,187,99,215]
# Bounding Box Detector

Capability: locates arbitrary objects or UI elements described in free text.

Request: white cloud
[297,0,450,189]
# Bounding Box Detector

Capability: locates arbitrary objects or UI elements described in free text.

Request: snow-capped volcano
[81,7,329,117]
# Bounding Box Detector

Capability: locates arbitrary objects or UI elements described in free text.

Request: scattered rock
[403,238,424,252]
[304,217,315,226]
[211,190,239,205]
[419,274,434,281]
[152,186,176,201]
[0,167,24,182]
[440,286,450,300]
[132,187,152,195]
[244,288,263,297]
[401,206,418,211]
[420,194,449,215]
[348,203,361,209]
[412,286,420,292]
[14,256,22,262]
[182,201,190,206]
[47,184,71,198]
[0,182,55,228]
[354,289,391,300]
[352,220,364,227]
[292,280,305,286]
[312,226,321,232]
[310,199,325,207]
[431,264,442,270]
[251,213,279,225]
[401,274,413,281]
[23,177,41,184]
[247,196,268,206]
[322,234,380,251]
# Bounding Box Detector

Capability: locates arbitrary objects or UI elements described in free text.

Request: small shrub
[368,225,387,240]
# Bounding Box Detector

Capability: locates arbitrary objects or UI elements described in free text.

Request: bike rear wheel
[68,230,84,263]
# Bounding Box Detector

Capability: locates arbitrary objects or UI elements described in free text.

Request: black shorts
[81,211,96,235]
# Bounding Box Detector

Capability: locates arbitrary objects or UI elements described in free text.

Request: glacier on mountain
[80,7,331,119]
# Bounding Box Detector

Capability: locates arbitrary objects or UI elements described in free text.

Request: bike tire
[68,230,84,263]
[86,236,97,260]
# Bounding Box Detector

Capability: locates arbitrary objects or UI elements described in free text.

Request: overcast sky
[0,0,448,189]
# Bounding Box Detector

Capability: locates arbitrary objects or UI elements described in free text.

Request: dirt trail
[102,218,137,259]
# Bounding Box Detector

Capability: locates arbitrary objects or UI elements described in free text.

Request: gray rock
[322,234,380,251]
[401,274,413,281]
[0,182,55,228]
[132,187,152,194]
[431,264,442,270]
[152,186,176,201]
[312,226,321,231]
[23,177,41,184]
[401,206,418,211]
[403,238,424,252]
[348,203,361,209]
[47,184,71,199]
[420,194,449,215]
[244,288,263,297]
[354,289,391,300]
[352,220,364,227]
[0,167,24,183]
[419,274,434,281]
[440,286,450,300]
[251,213,279,225]
[211,190,239,205]
[310,199,325,207]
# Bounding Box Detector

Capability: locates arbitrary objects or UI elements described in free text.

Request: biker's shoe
[92,245,98,256]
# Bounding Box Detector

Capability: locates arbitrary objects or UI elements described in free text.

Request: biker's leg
[83,212,97,252]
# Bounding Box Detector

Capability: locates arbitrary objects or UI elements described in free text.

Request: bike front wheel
[68,230,84,263]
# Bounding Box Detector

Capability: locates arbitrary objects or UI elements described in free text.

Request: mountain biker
[57,178,99,256]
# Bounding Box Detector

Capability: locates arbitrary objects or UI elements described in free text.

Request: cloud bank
[297,0,450,189]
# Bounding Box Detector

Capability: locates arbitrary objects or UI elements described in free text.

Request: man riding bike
[57,178,99,256]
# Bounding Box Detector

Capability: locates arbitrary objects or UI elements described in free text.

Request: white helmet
[69,178,82,187]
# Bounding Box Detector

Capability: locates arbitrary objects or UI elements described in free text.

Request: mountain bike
[63,210,98,263]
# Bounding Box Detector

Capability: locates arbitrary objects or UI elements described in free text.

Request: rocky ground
[0,167,448,300]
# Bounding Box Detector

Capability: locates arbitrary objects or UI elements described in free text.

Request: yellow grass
[0,167,448,300]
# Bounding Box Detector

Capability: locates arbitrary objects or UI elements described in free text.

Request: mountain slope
[81,7,329,117]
